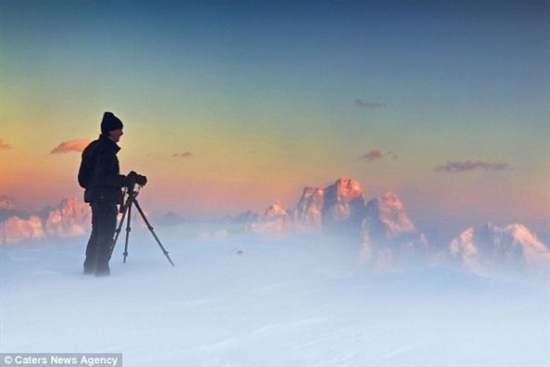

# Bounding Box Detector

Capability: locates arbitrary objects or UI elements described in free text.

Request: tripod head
[124,183,141,198]
[120,181,144,215]
[127,171,147,191]
[123,170,148,199]
[113,174,175,267]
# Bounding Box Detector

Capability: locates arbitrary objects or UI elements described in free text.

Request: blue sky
[1,0,549,238]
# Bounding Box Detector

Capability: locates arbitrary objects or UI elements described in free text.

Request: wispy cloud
[361,150,383,162]
[435,160,510,173]
[0,139,12,149]
[354,99,385,108]
[387,151,398,160]
[50,139,90,154]
[173,151,193,158]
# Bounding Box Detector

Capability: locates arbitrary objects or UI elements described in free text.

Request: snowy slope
[1,229,549,367]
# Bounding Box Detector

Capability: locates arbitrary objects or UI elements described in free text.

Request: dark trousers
[84,201,118,272]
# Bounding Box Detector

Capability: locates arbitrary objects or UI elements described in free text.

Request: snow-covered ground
[1,227,549,367]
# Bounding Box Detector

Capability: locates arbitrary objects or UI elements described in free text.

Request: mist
[1,223,548,367]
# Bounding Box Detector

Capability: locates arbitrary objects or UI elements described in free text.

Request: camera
[127,171,147,190]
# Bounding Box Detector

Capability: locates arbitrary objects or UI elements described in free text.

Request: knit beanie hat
[101,112,123,134]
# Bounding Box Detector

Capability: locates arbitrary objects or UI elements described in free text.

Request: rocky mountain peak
[324,178,364,201]
[449,223,550,277]
[360,191,427,268]
[295,186,324,232]
[264,201,289,219]
[322,178,365,230]
[364,191,416,239]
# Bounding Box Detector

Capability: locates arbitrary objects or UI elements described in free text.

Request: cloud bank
[360,150,397,162]
[173,151,193,158]
[354,99,386,108]
[435,160,510,173]
[361,150,383,162]
[50,140,90,154]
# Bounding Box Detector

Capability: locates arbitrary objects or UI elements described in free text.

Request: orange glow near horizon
[1,1,549,238]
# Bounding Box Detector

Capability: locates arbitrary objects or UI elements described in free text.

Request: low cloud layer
[435,160,510,173]
[1,139,12,149]
[50,140,90,154]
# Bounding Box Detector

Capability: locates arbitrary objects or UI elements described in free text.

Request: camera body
[127,171,147,191]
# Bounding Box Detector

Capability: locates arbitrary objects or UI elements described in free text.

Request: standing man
[78,112,129,276]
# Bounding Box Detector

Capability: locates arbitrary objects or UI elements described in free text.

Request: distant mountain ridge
[1,197,90,244]
[231,177,549,277]
[1,178,548,279]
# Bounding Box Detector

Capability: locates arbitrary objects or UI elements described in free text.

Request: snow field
[1,230,549,367]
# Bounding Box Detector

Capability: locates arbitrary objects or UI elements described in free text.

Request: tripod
[111,187,175,267]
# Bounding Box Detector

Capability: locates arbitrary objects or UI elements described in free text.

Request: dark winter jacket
[78,135,128,204]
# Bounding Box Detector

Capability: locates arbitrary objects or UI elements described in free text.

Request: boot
[83,258,96,275]
[95,262,110,277]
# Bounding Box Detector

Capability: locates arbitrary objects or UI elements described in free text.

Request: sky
[1,0,549,239]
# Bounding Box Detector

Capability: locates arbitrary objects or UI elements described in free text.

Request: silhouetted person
[78,112,131,276]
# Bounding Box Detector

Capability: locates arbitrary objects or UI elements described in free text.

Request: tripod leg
[111,197,131,257]
[132,198,175,267]
[123,201,133,264]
